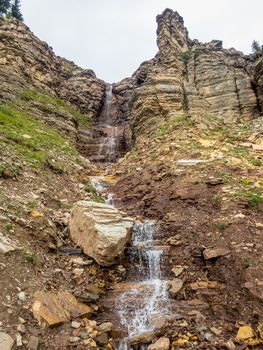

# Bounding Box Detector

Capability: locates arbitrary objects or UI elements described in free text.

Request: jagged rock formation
[0,10,263,158]
[113,9,263,146]
[255,57,263,110]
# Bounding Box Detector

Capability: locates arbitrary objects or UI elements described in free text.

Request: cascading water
[117,222,170,350]
[97,84,118,163]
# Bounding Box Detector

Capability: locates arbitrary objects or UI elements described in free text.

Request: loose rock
[32,291,92,326]
[69,201,134,266]
[0,332,14,350]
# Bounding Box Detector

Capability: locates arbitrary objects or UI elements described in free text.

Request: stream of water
[117,222,170,350]
[92,86,170,349]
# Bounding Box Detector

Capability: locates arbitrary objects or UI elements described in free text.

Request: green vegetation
[180,50,190,62]
[4,223,13,231]
[0,0,23,21]
[85,181,97,194]
[26,200,37,209]
[0,162,20,178]
[252,40,261,53]
[156,115,192,138]
[21,90,90,128]
[217,221,227,231]
[234,188,263,207]
[22,250,37,264]
[0,102,79,170]
[85,181,105,203]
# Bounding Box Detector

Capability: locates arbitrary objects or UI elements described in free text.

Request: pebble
[71,321,81,329]
[18,292,26,302]
[16,333,23,347]
[17,324,26,334]
[72,268,84,277]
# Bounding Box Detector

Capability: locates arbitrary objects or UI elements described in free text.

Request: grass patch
[217,221,227,231]
[21,250,37,265]
[234,188,263,207]
[4,223,13,232]
[155,115,192,138]
[0,162,20,178]
[0,103,79,170]
[21,90,91,128]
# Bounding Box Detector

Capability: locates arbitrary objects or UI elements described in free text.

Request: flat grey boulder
[69,201,134,266]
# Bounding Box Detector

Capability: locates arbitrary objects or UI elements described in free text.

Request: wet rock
[203,247,230,260]
[236,325,254,340]
[166,279,183,297]
[149,315,171,329]
[129,332,155,346]
[27,336,39,350]
[69,201,134,266]
[0,332,14,350]
[148,337,170,350]
[0,232,20,253]
[32,291,92,326]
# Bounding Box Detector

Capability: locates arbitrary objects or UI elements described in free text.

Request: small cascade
[95,84,119,163]
[106,192,114,206]
[117,222,170,349]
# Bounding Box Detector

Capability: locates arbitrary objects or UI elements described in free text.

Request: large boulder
[69,201,134,266]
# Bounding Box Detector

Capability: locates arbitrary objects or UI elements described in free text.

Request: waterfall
[117,222,170,349]
[97,84,118,163]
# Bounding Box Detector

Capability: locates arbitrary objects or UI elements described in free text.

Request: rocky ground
[108,113,263,349]
[1,7,263,350]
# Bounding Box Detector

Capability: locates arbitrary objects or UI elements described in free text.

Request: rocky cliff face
[0,17,105,146]
[113,9,262,147]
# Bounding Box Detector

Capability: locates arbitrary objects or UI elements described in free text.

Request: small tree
[252,40,261,53]
[0,0,11,15]
[11,0,23,21]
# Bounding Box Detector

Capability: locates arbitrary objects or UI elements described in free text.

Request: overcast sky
[21,0,262,83]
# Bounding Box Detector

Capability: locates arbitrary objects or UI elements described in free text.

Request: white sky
[21,0,262,83]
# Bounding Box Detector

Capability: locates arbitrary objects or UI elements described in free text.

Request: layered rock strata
[69,201,134,266]
[0,17,105,146]
[114,9,262,146]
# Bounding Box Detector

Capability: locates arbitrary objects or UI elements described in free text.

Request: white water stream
[93,84,170,349]
[97,84,118,163]
[117,222,170,350]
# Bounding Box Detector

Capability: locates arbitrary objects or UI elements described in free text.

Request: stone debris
[236,325,254,340]
[69,201,134,266]
[0,332,14,350]
[32,291,92,326]
[166,279,183,297]
[171,265,184,277]
[97,322,112,333]
[27,336,39,350]
[148,337,170,350]
[149,315,171,330]
[203,247,230,260]
[0,232,20,254]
